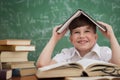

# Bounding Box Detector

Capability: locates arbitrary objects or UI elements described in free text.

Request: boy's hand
[97,21,114,40]
[51,25,68,42]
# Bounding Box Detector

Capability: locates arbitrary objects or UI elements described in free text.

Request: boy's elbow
[111,59,120,66]
[36,62,40,68]
[114,62,120,66]
[36,61,46,68]
[36,60,56,68]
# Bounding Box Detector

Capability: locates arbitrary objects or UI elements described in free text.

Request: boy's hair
[69,14,96,34]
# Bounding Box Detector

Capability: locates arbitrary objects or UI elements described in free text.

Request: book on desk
[0,39,36,80]
[36,59,120,79]
[65,76,120,80]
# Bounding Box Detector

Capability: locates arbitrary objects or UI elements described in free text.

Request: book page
[76,59,107,69]
[38,62,72,72]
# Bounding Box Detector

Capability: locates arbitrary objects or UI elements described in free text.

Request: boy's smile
[77,39,88,45]
[70,25,98,55]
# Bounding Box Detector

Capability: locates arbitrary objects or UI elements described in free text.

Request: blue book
[12,67,36,77]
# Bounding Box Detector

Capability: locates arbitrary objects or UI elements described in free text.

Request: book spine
[12,69,21,77]
[0,70,7,80]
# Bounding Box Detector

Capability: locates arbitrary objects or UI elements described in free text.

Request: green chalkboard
[0,0,120,62]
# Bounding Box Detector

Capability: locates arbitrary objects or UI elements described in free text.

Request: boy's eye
[74,31,80,34]
[85,30,90,32]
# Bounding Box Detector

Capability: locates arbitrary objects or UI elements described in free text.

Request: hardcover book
[0,39,31,45]
[2,61,35,69]
[0,69,12,80]
[12,67,37,77]
[0,51,28,62]
[57,9,107,33]
[36,59,120,78]
[0,45,35,51]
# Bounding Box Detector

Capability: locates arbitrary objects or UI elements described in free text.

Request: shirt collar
[91,43,101,58]
[73,43,101,58]
[72,47,81,57]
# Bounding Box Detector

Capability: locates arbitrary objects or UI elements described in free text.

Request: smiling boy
[37,15,120,67]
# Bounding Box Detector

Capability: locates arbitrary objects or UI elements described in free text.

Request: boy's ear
[69,35,72,42]
[95,34,98,40]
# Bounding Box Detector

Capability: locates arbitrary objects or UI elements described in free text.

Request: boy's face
[70,25,98,53]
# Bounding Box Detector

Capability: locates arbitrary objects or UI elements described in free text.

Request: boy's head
[69,14,96,34]
[68,14,98,55]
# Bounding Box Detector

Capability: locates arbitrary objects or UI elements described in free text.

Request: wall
[0,0,120,62]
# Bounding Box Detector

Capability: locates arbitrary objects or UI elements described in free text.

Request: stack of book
[0,39,36,79]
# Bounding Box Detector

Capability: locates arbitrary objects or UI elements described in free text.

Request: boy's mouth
[77,40,88,45]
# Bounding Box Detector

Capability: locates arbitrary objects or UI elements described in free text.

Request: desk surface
[12,75,37,80]
[11,75,64,80]
[11,75,120,80]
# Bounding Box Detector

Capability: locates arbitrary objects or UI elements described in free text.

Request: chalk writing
[0,0,120,62]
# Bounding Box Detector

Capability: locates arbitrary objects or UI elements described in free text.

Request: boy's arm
[98,21,120,65]
[36,25,67,68]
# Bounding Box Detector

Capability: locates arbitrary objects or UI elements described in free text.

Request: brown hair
[69,14,96,34]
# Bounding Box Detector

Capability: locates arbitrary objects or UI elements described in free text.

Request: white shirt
[53,43,112,63]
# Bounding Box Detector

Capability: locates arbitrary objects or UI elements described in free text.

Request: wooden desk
[11,75,37,80]
[11,75,64,80]
[11,75,120,80]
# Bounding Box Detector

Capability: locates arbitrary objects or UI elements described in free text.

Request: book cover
[2,61,35,69]
[0,45,35,51]
[0,51,28,62]
[0,39,31,46]
[12,67,37,77]
[0,69,12,80]
[57,9,107,33]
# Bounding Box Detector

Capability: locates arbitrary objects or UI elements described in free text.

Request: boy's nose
[79,33,85,38]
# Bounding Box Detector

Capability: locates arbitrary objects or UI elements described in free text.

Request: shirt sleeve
[52,48,73,63]
[100,47,112,62]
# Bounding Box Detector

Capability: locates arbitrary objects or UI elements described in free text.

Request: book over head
[57,9,107,33]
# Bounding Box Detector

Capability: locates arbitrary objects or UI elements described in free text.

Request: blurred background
[0,0,120,62]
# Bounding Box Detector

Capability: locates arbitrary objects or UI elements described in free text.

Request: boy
[37,15,120,68]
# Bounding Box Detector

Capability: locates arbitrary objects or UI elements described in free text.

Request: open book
[66,76,120,80]
[57,9,107,33]
[36,59,120,78]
